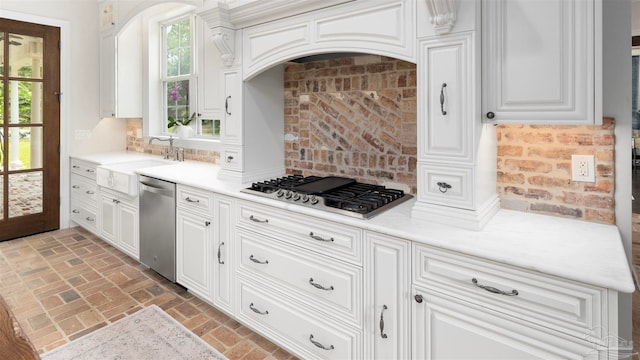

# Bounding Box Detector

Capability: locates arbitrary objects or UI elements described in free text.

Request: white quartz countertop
[71,152,636,293]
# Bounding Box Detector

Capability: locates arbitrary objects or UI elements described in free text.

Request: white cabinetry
[176,185,214,301]
[411,242,612,359]
[413,28,498,230]
[364,232,410,360]
[70,159,99,234]
[99,189,139,259]
[235,200,363,359]
[99,15,143,118]
[212,194,235,315]
[411,288,604,359]
[482,0,601,125]
[196,18,222,122]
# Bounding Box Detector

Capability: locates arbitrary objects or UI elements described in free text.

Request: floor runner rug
[41,304,227,360]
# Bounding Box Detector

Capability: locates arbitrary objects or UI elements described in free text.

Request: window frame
[142,6,220,151]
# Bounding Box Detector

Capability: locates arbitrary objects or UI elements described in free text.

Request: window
[162,16,194,132]
[160,15,220,139]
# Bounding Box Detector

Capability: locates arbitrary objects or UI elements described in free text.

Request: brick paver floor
[0,227,296,360]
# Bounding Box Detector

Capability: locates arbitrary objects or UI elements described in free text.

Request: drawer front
[238,230,362,325]
[222,147,242,171]
[176,185,214,215]
[70,174,98,204]
[237,201,362,265]
[237,279,362,360]
[417,163,474,209]
[70,201,98,233]
[413,244,607,344]
[70,159,97,180]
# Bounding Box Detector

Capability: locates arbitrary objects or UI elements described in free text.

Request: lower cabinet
[99,189,139,259]
[364,232,411,360]
[176,209,212,301]
[236,278,363,360]
[411,286,604,359]
[212,194,235,315]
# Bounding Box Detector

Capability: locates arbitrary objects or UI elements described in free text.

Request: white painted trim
[0,10,71,230]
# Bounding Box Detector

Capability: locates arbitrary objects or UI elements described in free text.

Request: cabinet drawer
[176,185,213,215]
[237,279,362,360]
[417,163,474,209]
[413,244,607,344]
[222,147,242,171]
[71,159,97,180]
[238,229,362,326]
[70,200,98,234]
[237,201,362,265]
[70,174,98,205]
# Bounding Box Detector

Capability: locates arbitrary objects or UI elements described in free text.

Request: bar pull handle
[380,305,388,339]
[217,242,225,264]
[249,215,268,223]
[309,334,334,351]
[225,96,232,115]
[472,278,518,296]
[249,254,269,265]
[440,83,447,115]
[309,278,334,291]
[309,232,334,242]
[249,302,268,315]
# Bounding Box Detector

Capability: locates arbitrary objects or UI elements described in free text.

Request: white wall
[604,0,633,344]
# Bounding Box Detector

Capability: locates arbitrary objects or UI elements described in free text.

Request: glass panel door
[0,18,60,241]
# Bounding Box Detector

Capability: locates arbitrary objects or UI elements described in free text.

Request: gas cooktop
[241,175,412,219]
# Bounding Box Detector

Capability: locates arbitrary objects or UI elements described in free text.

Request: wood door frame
[0,10,71,230]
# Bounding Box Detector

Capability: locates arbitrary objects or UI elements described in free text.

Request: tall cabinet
[413,1,499,230]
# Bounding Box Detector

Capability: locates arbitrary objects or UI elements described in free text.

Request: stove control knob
[292,193,301,201]
[276,190,285,198]
[285,191,293,199]
[301,194,309,203]
[310,195,319,205]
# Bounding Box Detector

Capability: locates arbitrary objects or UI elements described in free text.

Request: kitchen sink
[96,159,174,196]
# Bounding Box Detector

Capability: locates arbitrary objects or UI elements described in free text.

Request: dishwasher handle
[140,181,175,197]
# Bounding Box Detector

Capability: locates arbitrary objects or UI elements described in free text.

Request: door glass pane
[8,126,42,170]
[0,33,4,74]
[9,171,42,218]
[0,81,3,124]
[8,34,43,79]
[7,80,43,124]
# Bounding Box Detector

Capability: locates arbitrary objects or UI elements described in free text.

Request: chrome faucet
[148,135,175,160]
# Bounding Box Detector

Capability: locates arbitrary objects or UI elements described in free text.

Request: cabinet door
[364,233,410,360]
[197,18,222,120]
[117,200,139,259]
[221,69,243,145]
[412,287,604,359]
[99,31,116,118]
[176,209,212,300]
[212,195,235,315]
[99,194,117,245]
[482,0,596,124]
[419,33,474,163]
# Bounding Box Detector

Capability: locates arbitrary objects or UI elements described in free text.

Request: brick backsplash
[284,55,418,193]
[125,118,220,163]
[496,118,615,224]
[127,57,616,224]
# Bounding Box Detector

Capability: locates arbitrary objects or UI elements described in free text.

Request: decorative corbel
[211,27,236,67]
[425,0,457,35]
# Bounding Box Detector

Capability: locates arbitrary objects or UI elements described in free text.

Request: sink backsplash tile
[284,55,418,194]
[125,118,220,163]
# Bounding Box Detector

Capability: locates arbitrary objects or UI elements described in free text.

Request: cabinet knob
[226,156,234,163]
[486,111,496,120]
[414,294,424,303]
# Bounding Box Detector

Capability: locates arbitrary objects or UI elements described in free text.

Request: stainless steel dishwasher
[139,175,176,282]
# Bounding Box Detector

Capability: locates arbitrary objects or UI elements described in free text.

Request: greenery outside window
[162,16,194,133]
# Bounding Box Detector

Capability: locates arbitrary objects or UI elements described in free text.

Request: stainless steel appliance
[139,175,176,282]
[241,175,412,219]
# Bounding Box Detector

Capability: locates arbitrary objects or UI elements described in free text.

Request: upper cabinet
[482,0,601,125]
[99,15,143,118]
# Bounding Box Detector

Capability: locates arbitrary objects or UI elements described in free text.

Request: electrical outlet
[571,155,595,182]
